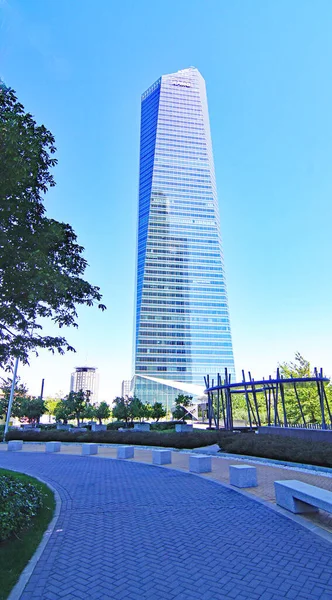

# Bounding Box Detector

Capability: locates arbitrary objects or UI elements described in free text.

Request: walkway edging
[7,471,61,600]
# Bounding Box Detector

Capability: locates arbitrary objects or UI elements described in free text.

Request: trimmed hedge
[6,428,230,449]
[223,433,332,468]
[0,474,43,541]
[6,429,332,468]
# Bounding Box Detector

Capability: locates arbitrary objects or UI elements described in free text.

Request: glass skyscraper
[133,67,235,406]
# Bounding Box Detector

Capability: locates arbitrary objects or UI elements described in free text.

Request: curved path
[2,452,332,600]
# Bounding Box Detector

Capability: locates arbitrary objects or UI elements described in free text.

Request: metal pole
[40,378,45,401]
[314,367,326,429]
[3,357,19,442]
[242,370,253,430]
[249,371,261,427]
[293,381,306,426]
[279,374,288,427]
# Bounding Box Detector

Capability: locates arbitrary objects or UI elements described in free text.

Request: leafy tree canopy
[172,394,193,421]
[112,397,131,424]
[0,377,28,419]
[150,402,166,422]
[94,401,111,424]
[0,85,105,370]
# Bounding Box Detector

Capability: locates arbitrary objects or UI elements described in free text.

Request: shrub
[106,421,134,430]
[6,428,229,449]
[0,474,43,541]
[5,428,332,468]
[150,421,183,431]
[221,433,332,468]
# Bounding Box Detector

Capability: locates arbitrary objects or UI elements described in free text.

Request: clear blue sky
[1,0,332,401]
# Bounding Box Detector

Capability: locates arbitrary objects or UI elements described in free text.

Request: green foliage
[222,433,332,468]
[172,394,193,421]
[111,396,151,423]
[0,468,55,600]
[19,396,46,423]
[112,397,131,423]
[130,398,152,422]
[94,401,111,424]
[54,390,90,426]
[54,399,72,424]
[279,352,321,423]
[0,85,105,370]
[0,473,43,541]
[150,421,182,431]
[0,377,28,419]
[44,397,60,418]
[150,402,167,422]
[6,429,332,468]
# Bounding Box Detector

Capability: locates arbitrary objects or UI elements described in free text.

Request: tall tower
[133,67,235,406]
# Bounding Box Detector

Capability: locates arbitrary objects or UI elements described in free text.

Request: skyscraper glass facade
[133,67,235,405]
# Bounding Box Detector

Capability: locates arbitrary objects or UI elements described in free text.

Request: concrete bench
[152,449,172,465]
[117,446,134,459]
[229,465,257,488]
[46,441,61,453]
[82,443,99,456]
[175,424,193,433]
[134,423,150,432]
[7,440,23,451]
[189,454,212,473]
[274,480,332,514]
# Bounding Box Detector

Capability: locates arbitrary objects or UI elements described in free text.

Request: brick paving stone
[1,452,332,600]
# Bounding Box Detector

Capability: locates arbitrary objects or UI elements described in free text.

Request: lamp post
[3,357,19,442]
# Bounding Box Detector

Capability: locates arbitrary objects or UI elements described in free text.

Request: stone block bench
[229,465,257,488]
[117,446,135,459]
[152,449,172,465]
[7,440,23,451]
[189,454,212,473]
[175,424,193,433]
[82,443,99,456]
[46,441,61,453]
[134,423,150,432]
[274,480,332,514]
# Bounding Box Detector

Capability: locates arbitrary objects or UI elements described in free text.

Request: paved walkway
[1,452,332,600]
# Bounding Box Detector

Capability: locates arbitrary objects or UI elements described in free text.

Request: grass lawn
[0,469,55,600]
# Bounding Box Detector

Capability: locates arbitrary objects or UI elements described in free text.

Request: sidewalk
[1,448,332,600]
[3,442,331,534]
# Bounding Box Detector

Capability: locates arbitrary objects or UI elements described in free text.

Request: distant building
[70,367,99,402]
[121,380,131,397]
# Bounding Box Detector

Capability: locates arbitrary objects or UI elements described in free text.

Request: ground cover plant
[6,428,332,468]
[0,469,55,600]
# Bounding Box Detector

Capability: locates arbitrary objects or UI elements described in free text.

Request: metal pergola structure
[204,367,332,431]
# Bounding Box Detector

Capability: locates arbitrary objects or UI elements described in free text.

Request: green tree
[279,353,321,423]
[54,399,72,424]
[83,402,96,423]
[0,377,29,420]
[112,397,131,424]
[129,397,145,422]
[65,390,88,426]
[151,402,166,422]
[172,394,193,421]
[94,401,111,424]
[0,84,106,370]
[44,397,60,419]
[19,396,46,424]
